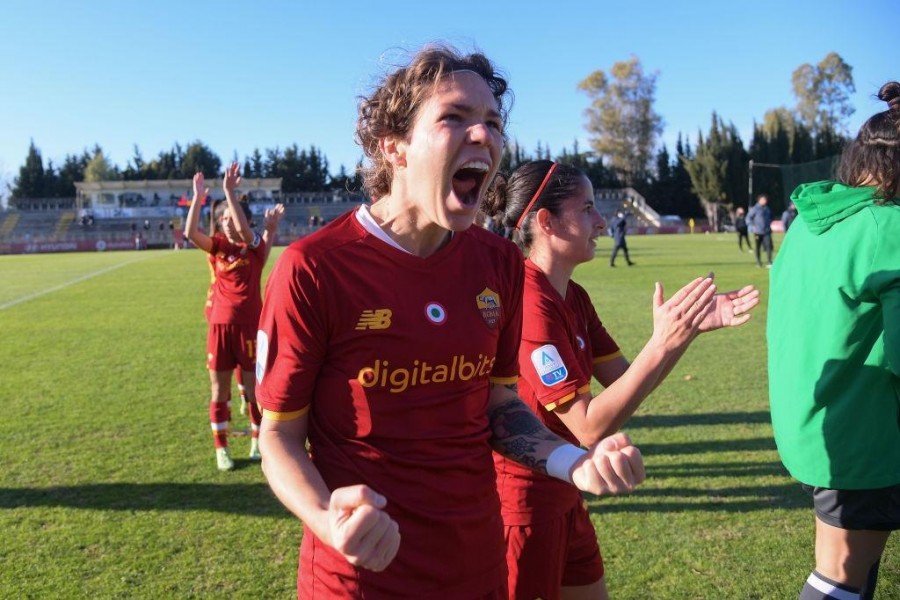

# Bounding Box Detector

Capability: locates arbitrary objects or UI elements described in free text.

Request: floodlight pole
[748,159,782,207]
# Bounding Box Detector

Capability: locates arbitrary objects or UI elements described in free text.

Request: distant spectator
[781,202,798,233]
[735,206,752,252]
[143,219,150,231]
[608,210,634,267]
[747,194,773,267]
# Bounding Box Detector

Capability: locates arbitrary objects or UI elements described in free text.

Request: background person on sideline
[747,194,773,267]
[484,160,759,600]
[767,81,900,600]
[734,206,752,252]
[254,47,646,599]
[185,163,278,471]
[607,209,633,267]
[781,201,798,233]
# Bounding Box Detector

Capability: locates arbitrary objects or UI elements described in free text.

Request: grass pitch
[0,233,897,598]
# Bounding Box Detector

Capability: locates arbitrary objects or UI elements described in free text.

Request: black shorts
[803,484,900,531]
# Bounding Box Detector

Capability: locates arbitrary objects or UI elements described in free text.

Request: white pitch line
[0,253,161,311]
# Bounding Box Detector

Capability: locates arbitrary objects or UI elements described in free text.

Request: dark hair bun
[878,81,900,112]
[482,172,509,219]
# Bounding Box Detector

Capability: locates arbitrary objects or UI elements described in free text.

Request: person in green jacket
[768,81,900,600]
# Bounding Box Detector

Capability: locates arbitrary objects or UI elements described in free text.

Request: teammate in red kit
[483,160,760,600]
[202,196,284,420]
[255,46,648,599]
[186,163,283,471]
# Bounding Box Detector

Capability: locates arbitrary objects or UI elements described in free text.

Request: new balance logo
[356,309,393,330]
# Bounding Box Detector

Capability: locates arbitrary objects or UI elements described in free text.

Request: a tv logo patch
[530,344,568,387]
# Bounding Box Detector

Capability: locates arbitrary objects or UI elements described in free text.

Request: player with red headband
[186,162,283,471]
[483,160,759,600]
[255,46,648,599]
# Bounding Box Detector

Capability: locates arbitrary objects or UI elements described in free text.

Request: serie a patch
[530,344,568,387]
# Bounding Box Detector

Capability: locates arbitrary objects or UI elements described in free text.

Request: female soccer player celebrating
[186,163,282,471]
[253,47,666,598]
[483,160,759,600]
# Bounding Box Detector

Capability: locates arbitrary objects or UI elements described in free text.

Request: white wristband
[546,444,588,484]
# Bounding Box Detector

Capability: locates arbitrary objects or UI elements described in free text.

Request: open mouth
[451,160,491,207]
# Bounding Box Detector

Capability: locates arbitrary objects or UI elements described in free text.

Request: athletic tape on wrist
[546,444,588,484]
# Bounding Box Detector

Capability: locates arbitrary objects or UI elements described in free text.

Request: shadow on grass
[638,437,777,456]
[586,481,809,514]
[647,460,789,479]
[588,483,812,514]
[627,411,771,429]
[0,481,290,516]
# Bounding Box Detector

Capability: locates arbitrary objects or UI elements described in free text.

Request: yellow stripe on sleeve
[489,375,519,385]
[262,406,310,422]
[545,391,577,412]
[593,350,623,364]
[546,384,590,412]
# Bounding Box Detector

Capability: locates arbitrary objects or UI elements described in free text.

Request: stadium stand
[0,184,684,254]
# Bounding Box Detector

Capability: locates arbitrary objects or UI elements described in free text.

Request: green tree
[792,52,855,152]
[672,135,703,217]
[123,145,146,181]
[645,139,703,218]
[11,140,47,203]
[55,152,90,196]
[556,139,617,190]
[578,56,663,187]
[181,141,222,179]
[83,146,120,182]
[499,139,530,174]
[683,114,749,231]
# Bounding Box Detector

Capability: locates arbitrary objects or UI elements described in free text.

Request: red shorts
[504,500,604,600]
[206,323,257,372]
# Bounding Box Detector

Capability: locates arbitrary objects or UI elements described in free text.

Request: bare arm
[262,203,285,263]
[184,172,214,253]
[259,413,400,572]
[554,277,719,446]
[222,162,256,245]
[487,382,644,495]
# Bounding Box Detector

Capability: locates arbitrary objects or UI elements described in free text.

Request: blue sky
[1,0,895,199]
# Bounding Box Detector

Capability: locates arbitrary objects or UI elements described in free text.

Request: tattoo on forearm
[488,397,558,473]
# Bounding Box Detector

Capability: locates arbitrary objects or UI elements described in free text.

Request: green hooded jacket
[767,181,900,489]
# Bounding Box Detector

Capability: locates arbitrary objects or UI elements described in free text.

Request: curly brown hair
[355,45,511,200]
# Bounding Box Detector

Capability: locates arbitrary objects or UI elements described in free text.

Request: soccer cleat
[216,447,235,471]
[249,438,261,461]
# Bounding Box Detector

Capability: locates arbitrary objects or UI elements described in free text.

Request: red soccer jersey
[255,210,524,599]
[206,234,267,326]
[495,259,621,525]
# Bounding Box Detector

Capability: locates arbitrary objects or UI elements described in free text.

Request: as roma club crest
[476,287,501,329]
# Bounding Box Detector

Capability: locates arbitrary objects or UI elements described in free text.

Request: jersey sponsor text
[357,353,496,393]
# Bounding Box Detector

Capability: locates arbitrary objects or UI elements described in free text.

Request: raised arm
[262,203,285,263]
[487,382,644,496]
[223,162,256,245]
[184,172,214,253]
[555,277,717,446]
[259,413,400,572]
